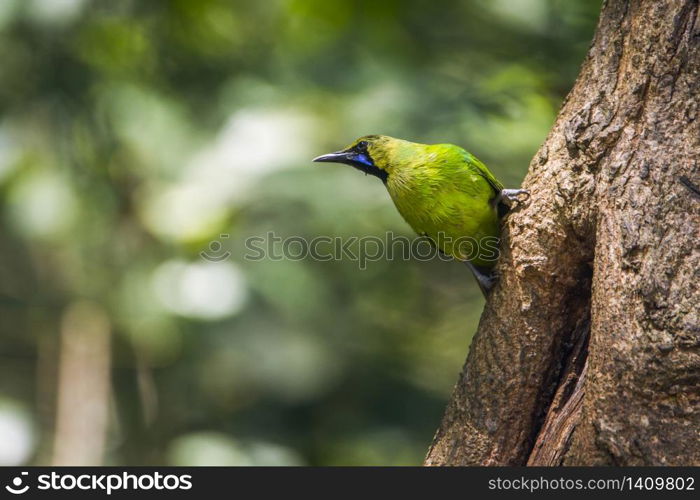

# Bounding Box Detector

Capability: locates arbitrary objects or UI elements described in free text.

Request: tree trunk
[425,0,700,466]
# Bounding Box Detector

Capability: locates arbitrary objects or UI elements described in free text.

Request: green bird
[313,135,528,295]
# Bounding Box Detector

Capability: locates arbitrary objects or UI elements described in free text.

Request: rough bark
[425,0,700,466]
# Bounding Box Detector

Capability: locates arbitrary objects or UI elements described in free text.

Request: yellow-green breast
[380,142,502,268]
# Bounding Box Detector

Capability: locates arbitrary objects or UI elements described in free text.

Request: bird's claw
[498,188,530,207]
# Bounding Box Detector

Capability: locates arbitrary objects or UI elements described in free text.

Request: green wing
[462,151,503,195]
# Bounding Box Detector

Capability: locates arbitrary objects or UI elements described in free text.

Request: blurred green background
[0,0,600,466]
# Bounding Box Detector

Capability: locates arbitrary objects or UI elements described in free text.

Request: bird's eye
[357,141,368,150]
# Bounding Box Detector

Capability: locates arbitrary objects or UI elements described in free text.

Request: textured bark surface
[425,0,700,466]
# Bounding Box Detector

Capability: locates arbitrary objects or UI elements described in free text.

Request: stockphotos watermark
[4,470,192,495]
[200,231,501,269]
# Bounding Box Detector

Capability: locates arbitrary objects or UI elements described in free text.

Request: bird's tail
[464,261,496,297]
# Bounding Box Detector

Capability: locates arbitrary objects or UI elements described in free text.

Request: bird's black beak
[312,145,387,182]
[312,151,353,164]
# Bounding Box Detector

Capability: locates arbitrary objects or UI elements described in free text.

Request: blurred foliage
[0,0,601,465]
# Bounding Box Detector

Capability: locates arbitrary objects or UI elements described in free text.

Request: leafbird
[313,135,528,296]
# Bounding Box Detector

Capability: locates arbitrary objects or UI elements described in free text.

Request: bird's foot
[497,188,530,207]
[464,261,496,297]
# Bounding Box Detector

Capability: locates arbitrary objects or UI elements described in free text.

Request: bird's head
[313,135,407,183]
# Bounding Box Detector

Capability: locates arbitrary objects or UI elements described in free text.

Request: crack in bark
[679,175,700,198]
[526,316,590,465]
[522,261,592,465]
